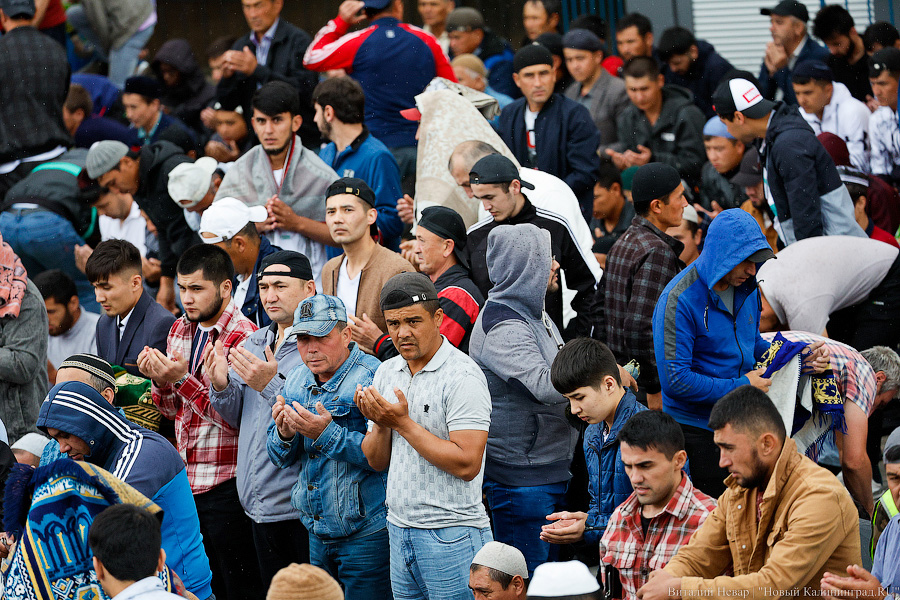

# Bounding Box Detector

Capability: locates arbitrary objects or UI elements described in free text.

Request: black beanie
[631,163,682,213]
[513,43,554,73]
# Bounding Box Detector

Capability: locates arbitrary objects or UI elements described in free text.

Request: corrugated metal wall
[691,0,875,74]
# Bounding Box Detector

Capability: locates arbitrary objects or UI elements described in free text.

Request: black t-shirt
[829,54,872,102]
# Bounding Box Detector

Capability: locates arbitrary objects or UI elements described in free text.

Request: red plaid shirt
[152,301,257,494]
[601,473,716,599]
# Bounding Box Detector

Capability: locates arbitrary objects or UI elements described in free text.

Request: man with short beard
[138,244,261,600]
[215,81,338,282]
[637,387,861,600]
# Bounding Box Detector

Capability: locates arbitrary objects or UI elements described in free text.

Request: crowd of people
[1,0,900,598]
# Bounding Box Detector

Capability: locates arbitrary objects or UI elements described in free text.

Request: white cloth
[798,82,872,173]
[47,311,100,370]
[100,201,148,256]
[757,235,898,333]
[870,106,900,177]
[233,274,251,311]
[112,576,182,600]
[335,259,361,318]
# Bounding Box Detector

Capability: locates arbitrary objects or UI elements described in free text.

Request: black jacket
[135,142,202,278]
[152,39,216,134]
[662,40,734,119]
[497,94,601,219]
[465,198,600,339]
[615,85,707,189]
[216,19,319,148]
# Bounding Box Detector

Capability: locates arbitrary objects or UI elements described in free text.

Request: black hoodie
[152,39,215,134]
[136,141,202,277]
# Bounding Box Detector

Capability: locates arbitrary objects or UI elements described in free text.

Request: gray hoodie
[469,224,578,487]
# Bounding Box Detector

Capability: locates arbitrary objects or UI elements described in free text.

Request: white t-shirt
[336,259,361,317]
[99,201,147,256]
[47,310,100,369]
[524,109,538,163]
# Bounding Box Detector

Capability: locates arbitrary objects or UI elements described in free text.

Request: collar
[180,299,241,338]
[137,112,163,142]
[253,17,280,46]
[388,336,453,373]
[112,576,166,600]
[792,35,808,59]
[725,437,801,502]
[118,306,135,329]
[619,470,694,521]
[303,342,363,392]
[632,215,685,256]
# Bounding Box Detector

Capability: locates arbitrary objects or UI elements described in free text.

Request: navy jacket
[497,93,601,218]
[662,40,734,119]
[236,236,280,328]
[758,36,829,105]
[96,289,176,375]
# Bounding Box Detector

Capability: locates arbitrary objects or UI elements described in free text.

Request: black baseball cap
[760,0,809,22]
[730,147,763,188]
[712,73,776,120]
[0,0,34,18]
[380,272,439,312]
[325,177,376,208]
[418,206,469,269]
[469,154,535,190]
[870,47,900,77]
[258,250,314,281]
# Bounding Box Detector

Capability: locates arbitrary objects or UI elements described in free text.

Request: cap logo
[300,302,313,318]
[742,88,761,104]
[730,78,763,111]
[411,294,430,302]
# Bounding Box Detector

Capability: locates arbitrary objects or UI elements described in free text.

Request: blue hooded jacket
[652,209,773,430]
[36,381,213,599]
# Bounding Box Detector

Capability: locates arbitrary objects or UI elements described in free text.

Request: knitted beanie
[266,564,344,600]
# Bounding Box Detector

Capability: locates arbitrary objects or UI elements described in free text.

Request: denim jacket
[266,342,387,539]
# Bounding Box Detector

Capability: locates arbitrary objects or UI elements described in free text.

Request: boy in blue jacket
[540,337,646,550]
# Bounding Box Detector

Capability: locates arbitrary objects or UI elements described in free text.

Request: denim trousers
[0,210,99,312]
[66,5,155,89]
[482,478,567,576]
[309,525,391,600]
[388,522,492,600]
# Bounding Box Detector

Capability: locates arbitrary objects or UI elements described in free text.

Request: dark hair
[65,84,93,116]
[682,219,700,236]
[525,0,561,18]
[551,337,621,394]
[708,386,787,442]
[844,180,868,203]
[470,564,514,589]
[252,81,301,118]
[34,269,78,304]
[633,191,672,218]
[886,444,900,462]
[569,14,608,41]
[658,26,696,61]
[226,221,260,244]
[421,299,441,316]
[206,36,238,60]
[619,411,685,459]
[617,12,653,36]
[622,56,660,80]
[813,5,854,42]
[177,244,235,286]
[85,240,142,283]
[594,162,622,190]
[88,504,162,582]
[864,22,900,53]
[312,77,365,124]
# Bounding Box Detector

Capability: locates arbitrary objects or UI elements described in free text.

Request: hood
[485,223,551,319]
[829,81,853,105]
[152,39,201,78]
[36,381,134,467]
[139,140,186,181]
[693,208,772,289]
[766,102,814,143]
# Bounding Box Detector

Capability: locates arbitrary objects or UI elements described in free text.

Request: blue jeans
[483,479,568,576]
[310,526,391,600]
[0,210,99,312]
[388,522,492,600]
[66,5,155,89]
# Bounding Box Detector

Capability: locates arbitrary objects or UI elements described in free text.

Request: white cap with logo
[199,197,268,243]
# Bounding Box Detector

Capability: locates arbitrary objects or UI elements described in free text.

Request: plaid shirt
[0,26,71,163]
[761,331,877,417]
[605,216,684,393]
[152,301,257,494]
[601,473,716,600]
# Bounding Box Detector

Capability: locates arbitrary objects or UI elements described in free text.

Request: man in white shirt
[199,197,281,327]
[869,47,900,181]
[33,269,99,379]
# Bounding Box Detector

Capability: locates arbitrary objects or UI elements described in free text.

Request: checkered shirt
[762,331,877,417]
[152,300,257,494]
[605,216,684,392]
[601,473,716,599]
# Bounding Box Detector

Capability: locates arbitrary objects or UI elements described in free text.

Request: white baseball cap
[167,157,219,208]
[712,76,776,120]
[199,197,268,243]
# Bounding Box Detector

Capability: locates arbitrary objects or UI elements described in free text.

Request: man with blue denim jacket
[267,294,390,599]
[206,250,316,588]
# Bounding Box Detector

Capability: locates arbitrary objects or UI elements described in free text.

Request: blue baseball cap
[702,116,735,140]
[287,295,347,338]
